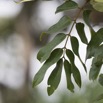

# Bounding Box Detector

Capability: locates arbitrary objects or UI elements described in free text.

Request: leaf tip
[47,86,55,96]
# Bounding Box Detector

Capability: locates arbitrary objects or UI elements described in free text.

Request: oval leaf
[47,59,63,96]
[32,48,63,87]
[66,49,81,88]
[76,22,88,44]
[37,33,66,62]
[66,49,74,63]
[64,60,74,92]
[55,0,78,13]
[47,16,72,34]
[70,36,79,56]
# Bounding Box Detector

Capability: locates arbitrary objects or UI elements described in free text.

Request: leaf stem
[64,1,89,49]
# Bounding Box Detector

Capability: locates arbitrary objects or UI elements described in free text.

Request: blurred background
[0,0,103,103]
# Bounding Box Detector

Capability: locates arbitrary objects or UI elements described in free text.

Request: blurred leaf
[66,49,81,88]
[32,48,63,87]
[70,36,87,72]
[76,22,88,44]
[15,0,33,3]
[47,16,72,34]
[89,45,103,80]
[86,28,103,59]
[90,0,103,12]
[89,56,102,80]
[47,59,63,96]
[89,62,102,81]
[83,10,95,37]
[99,74,103,86]
[64,60,74,92]
[37,33,66,62]
[95,44,103,57]
[55,0,78,13]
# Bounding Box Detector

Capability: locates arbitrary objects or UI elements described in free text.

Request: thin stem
[64,1,88,48]
[63,1,89,59]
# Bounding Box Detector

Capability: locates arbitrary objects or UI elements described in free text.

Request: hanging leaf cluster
[29,0,103,97]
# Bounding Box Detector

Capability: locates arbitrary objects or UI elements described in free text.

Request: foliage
[57,82,103,103]
[19,0,103,100]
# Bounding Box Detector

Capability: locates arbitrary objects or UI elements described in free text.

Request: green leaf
[83,10,95,37]
[70,36,87,72]
[66,49,81,88]
[89,44,103,80]
[37,33,66,62]
[55,0,78,13]
[99,74,103,86]
[70,36,79,56]
[76,23,88,44]
[32,48,63,87]
[47,16,72,34]
[66,49,74,63]
[95,44,103,57]
[64,60,74,92]
[47,59,63,96]
[86,28,103,59]
[89,56,102,80]
[90,0,103,12]
[83,10,92,27]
